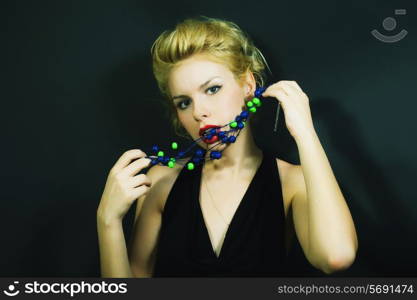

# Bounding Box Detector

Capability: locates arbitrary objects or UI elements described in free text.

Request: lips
[199,124,221,144]
[199,124,220,137]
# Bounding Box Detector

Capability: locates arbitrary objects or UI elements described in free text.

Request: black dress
[152,150,288,277]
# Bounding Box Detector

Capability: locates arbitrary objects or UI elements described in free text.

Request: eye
[175,85,222,111]
[176,98,191,110]
[206,85,222,95]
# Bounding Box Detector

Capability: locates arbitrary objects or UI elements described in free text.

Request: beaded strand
[144,86,266,170]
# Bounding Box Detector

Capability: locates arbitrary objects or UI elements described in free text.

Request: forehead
[168,55,234,94]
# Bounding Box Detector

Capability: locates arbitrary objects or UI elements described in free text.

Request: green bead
[170,157,176,162]
[249,107,257,113]
[252,97,262,107]
[187,162,195,170]
[246,101,254,107]
[168,161,175,168]
[171,142,178,150]
[157,151,164,157]
[230,121,238,128]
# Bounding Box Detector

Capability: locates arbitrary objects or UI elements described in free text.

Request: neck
[203,124,262,176]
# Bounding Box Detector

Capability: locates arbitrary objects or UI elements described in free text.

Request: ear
[242,70,257,97]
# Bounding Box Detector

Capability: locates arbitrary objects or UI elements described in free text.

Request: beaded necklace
[144,86,273,170]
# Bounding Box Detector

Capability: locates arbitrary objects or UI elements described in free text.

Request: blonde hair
[150,16,271,138]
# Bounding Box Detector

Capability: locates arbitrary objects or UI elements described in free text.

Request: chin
[206,141,228,152]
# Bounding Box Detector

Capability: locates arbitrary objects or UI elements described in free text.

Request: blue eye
[207,85,221,94]
[176,98,191,110]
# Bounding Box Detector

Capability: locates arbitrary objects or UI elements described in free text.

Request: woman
[97,16,358,277]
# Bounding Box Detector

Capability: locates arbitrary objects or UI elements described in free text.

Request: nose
[192,98,210,121]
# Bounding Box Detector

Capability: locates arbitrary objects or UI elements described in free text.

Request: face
[168,54,254,149]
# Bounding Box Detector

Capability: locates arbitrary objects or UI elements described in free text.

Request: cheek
[220,90,245,115]
[178,113,196,132]
[177,113,188,127]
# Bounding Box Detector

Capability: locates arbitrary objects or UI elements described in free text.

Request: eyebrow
[171,76,220,101]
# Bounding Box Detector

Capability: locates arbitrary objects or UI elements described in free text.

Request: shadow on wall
[310,98,416,276]
[281,98,416,276]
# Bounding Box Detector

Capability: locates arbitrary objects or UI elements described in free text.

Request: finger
[131,185,151,199]
[274,89,291,106]
[262,82,290,98]
[262,86,285,98]
[111,149,147,174]
[276,81,300,96]
[288,81,303,93]
[263,88,291,107]
[263,84,291,99]
[122,157,152,177]
[279,81,309,103]
[129,174,152,188]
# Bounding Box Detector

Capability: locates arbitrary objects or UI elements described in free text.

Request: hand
[97,149,152,225]
[262,80,315,140]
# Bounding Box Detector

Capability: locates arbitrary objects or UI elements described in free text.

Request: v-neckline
[195,151,265,260]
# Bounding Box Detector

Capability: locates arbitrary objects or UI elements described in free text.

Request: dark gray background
[1,0,416,276]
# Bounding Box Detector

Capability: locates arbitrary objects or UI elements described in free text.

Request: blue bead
[255,87,266,98]
[209,128,217,134]
[221,136,229,143]
[178,151,185,158]
[152,145,159,152]
[158,156,164,162]
[206,133,213,139]
[151,159,159,165]
[218,131,226,138]
[237,122,244,129]
[163,157,170,164]
[210,151,222,159]
[195,149,204,157]
[235,115,242,122]
[240,110,249,119]
[228,136,236,143]
[192,157,201,164]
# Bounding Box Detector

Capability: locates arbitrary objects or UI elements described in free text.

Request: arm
[96,165,166,278]
[291,129,358,274]
[127,182,163,278]
[97,216,133,278]
[261,80,357,274]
